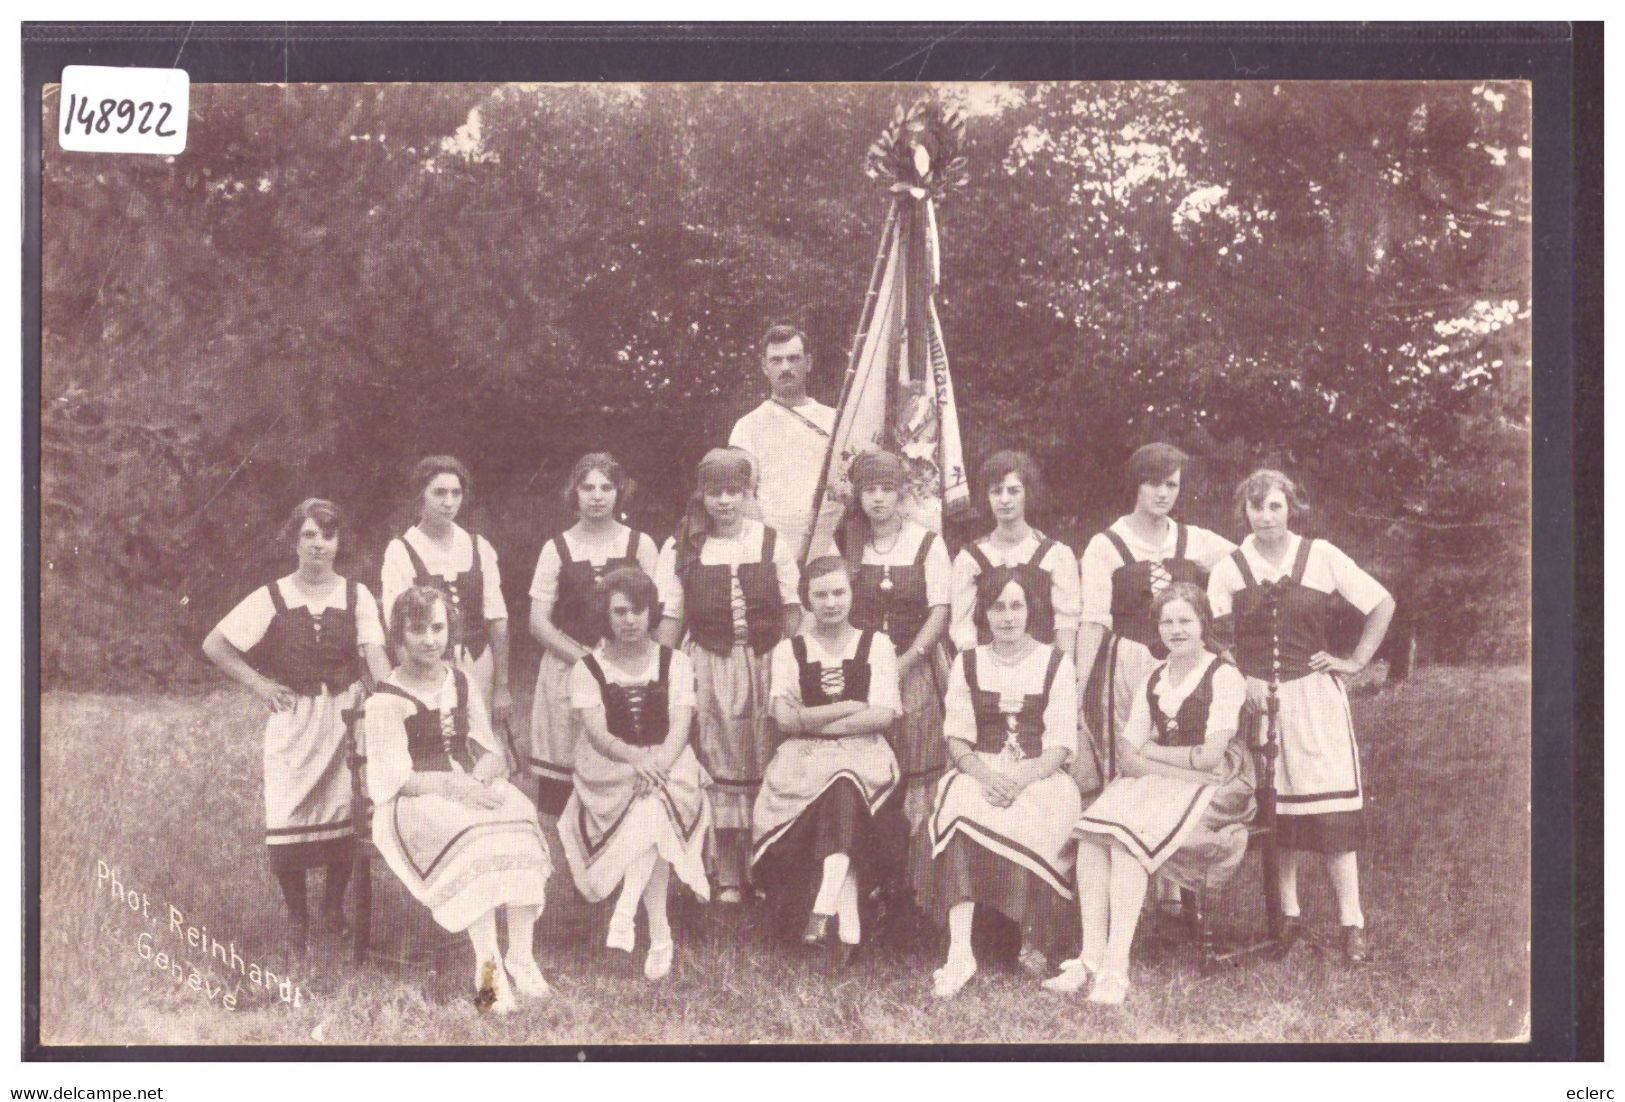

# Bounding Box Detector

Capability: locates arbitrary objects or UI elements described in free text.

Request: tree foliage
[40,80,1530,689]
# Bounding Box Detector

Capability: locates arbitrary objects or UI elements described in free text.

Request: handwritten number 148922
[62,93,177,138]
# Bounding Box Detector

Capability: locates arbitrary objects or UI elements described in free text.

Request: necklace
[869,525,904,556]
[870,523,903,594]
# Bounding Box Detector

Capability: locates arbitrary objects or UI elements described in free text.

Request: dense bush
[39,81,1530,690]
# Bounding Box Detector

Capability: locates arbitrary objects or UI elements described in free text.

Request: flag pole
[802,200,899,558]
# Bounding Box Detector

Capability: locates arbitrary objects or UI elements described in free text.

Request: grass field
[38,665,1529,1047]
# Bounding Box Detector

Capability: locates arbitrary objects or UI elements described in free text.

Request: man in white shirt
[728,324,840,562]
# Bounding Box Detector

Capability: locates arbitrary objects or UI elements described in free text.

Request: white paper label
[58,65,189,155]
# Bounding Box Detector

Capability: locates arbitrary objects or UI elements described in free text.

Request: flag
[805,102,972,558]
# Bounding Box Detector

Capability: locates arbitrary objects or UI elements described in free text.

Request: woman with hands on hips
[1206,469,1394,965]
[202,498,390,949]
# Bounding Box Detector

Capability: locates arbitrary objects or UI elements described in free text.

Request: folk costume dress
[215,576,384,873]
[1078,519,1234,782]
[526,525,659,814]
[1073,654,1255,889]
[948,532,1081,652]
[750,629,902,898]
[1207,534,1391,854]
[655,518,799,839]
[381,524,506,707]
[558,644,712,903]
[364,666,550,932]
[728,397,839,562]
[843,518,952,890]
[927,644,1082,951]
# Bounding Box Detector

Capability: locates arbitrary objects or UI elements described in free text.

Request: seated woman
[202,498,390,947]
[752,556,901,963]
[366,586,553,1014]
[1046,582,1253,1005]
[558,567,711,982]
[927,567,1082,999]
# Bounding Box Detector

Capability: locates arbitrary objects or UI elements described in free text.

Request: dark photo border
[20,20,1597,1062]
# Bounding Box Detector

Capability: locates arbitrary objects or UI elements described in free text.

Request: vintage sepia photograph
[34,64,1536,1048]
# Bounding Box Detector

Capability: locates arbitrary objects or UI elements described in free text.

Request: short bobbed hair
[1233,468,1313,534]
[410,455,472,508]
[595,566,662,633]
[798,554,853,609]
[388,585,461,660]
[972,565,1040,637]
[980,450,1045,517]
[563,452,634,515]
[1152,581,1215,651]
[760,323,810,360]
[1126,442,1189,498]
[279,497,343,553]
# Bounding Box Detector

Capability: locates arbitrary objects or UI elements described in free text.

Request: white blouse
[854,519,952,608]
[1120,653,1247,751]
[1078,519,1236,629]
[1206,534,1390,620]
[942,643,1078,763]
[364,666,498,804]
[768,628,903,715]
[567,645,698,713]
[528,524,659,620]
[214,575,385,653]
[653,518,801,623]
[380,524,507,629]
[949,532,1081,652]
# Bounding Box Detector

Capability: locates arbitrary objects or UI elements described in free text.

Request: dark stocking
[321,860,351,915]
[275,869,309,924]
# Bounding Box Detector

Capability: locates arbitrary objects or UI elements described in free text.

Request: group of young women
[204,441,1394,1012]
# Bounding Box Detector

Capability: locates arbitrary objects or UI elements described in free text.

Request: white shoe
[931,957,978,999]
[644,939,675,981]
[506,955,553,999]
[1087,970,1130,1006]
[606,913,636,953]
[1041,957,1092,994]
[475,958,517,1015]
